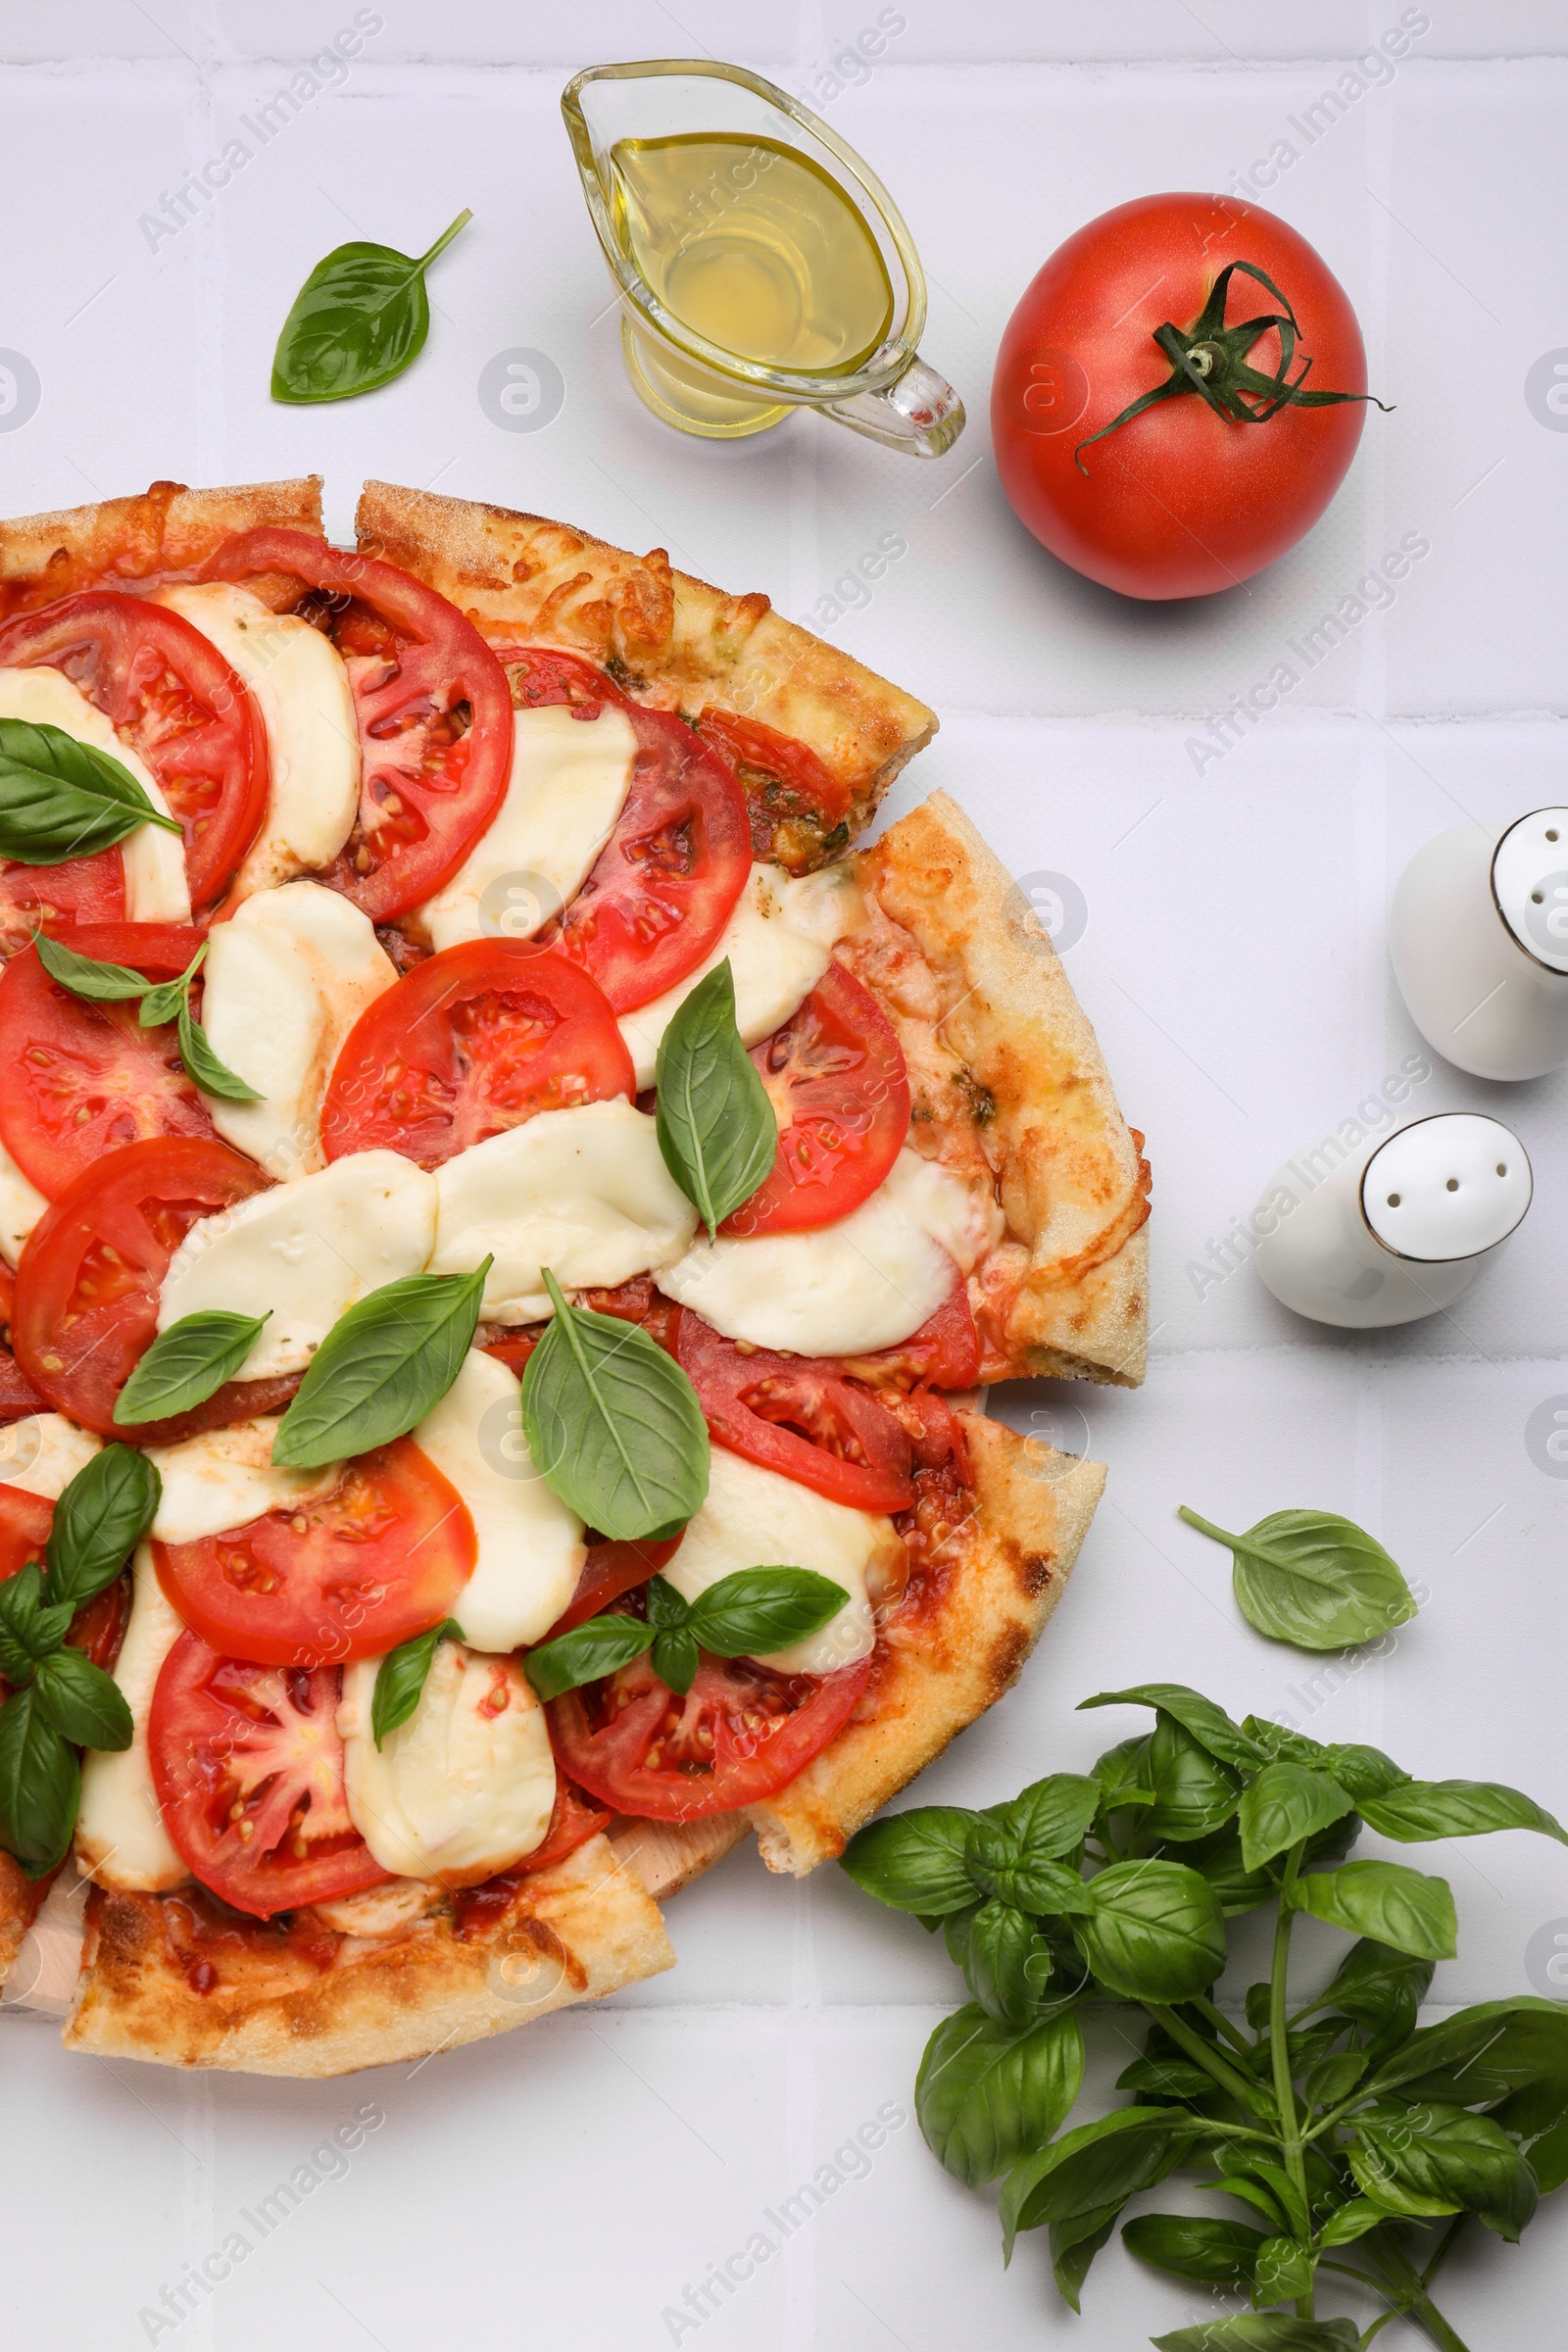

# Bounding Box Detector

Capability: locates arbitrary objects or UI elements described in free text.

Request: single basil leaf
[1359,1778,1568,1847]
[1180,1505,1417,1651]
[371,1618,465,1748]
[271,210,471,403]
[1315,1741,1407,1802]
[1185,1831,1278,1918]
[1073,1859,1227,2002]
[1291,1859,1456,1961]
[650,1626,700,1695]
[0,1561,42,1638]
[1349,2100,1537,2240]
[1364,1997,1568,2105]
[523,1612,657,1702]
[965,1819,1097,1918]
[685,1566,848,1659]
[1050,2203,1120,2313]
[1091,1734,1154,1811]
[45,1443,160,1612]
[1243,1715,1330,1767]
[1001,2108,1198,2257]
[840,1805,980,1915]
[993,1773,1102,1860]
[1079,1684,1265,1770]
[1315,2198,1393,2248]
[1495,2073,1568,2194]
[1301,2048,1368,2109]
[0,716,183,864]
[1114,2054,1222,2102]
[137,941,204,1031]
[1238,1761,1355,1874]
[178,1000,264,1103]
[519,1270,709,1542]
[32,929,152,1001]
[1152,2324,1357,2352]
[1122,2212,1264,2286]
[1145,1712,1243,1842]
[114,1308,269,1426]
[1252,2233,1314,2309]
[0,1685,79,1871]
[1303,1938,1434,2040]
[272,1262,490,1469]
[643,1575,689,1633]
[962,1897,1054,2028]
[0,1627,31,1687]
[654,957,777,1236]
[916,2002,1085,2187]
[30,1648,132,1750]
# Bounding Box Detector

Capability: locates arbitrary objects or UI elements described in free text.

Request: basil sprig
[520,1269,709,1542]
[0,1444,157,1875]
[371,1619,466,1748]
[270,1260,492,1470]
[838,1678,1568,2343]
[1179,1504,1418,1650]
[115,1309,270,1426]
[525,1567,849,1701]
[271,209,471,404]
[0,716,183,865]
[654,958,777,1236]
[33,931,262,1104]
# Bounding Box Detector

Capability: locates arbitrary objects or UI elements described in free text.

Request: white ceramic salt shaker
[1251,1112,1531,1329]
[1391,808,1568,1078]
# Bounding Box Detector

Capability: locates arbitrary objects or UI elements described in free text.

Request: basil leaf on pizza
[525,1612,658,1702]
[371,1619,466,1748]
[683,1567,849,1657]
[655,958,778,1236]
[0,1685,80,1875]
[29,1648,133,1752]
[31,930,153,1001]
[524,1568,846,1700]
[520,1269,709,1542]
[45,1444,161,1612]
[138,944,206,1030]
[271,210,471,403]
[0,715,183,864]
[271,1260,492,1469]
[177,1001,264,1102]
[114,1309,270,1426]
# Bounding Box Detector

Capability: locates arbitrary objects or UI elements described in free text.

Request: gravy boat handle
[817,346,965,459]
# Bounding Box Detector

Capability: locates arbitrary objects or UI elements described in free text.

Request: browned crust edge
[0,478,325,612]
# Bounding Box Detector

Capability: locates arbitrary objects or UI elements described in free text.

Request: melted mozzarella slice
[418,701,637,954]
[339,1642,556,1886]
[662,1447,900,1676]
[661,1148,1001,1355]
[618,861,864,1088]
[413,1349,583,1649]
[144,1419,344,1544]
[157,1151,439,1378]
[0,1413,100,1498]
[429,1100,697,1323]
[75,1542,188,1892]
[0,665,190,921]
[0,1134,46,1268]
[156,581,360,901]
[199,880,396,1177]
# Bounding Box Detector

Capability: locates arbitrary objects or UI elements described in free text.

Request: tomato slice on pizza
[0,1263,46,1425]
[319,941,634,1168]
[693,706,854,827]
[496,645,634,714]
[0,1483,127,1696]
[0,848,124,961]
[197,527,514,922]
[675,1310,915,1512]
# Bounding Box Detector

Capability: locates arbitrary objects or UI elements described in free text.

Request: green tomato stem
[1270,1841,1313,2316]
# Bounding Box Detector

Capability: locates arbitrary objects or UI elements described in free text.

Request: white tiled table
[4,7,1568,2346]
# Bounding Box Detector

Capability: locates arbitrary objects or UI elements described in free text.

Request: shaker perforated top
[1492,807,1568,973]
[1362,1113,1532,1262]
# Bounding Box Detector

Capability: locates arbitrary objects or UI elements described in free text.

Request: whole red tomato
[992,193,1379,601]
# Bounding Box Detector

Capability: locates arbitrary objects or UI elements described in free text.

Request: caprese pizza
[0,478,1148,2076]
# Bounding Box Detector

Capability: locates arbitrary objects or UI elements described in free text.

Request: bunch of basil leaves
[842,1681,1568,2352]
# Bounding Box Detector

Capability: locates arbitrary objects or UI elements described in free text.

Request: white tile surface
[2,4,1567,2346]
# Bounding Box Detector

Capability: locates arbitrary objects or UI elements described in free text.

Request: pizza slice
[0,478,1146,2075]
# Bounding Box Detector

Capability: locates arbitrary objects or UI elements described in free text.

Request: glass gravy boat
[562,58,964,457]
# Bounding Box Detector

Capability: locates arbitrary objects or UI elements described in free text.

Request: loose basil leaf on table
[32,929,152,1000]
[370,1619,466,1748]
[29,1648,133,1751]
[520,1267,709,1541]
[115,1309,270,1426]
[1288,1857,1457,1961]
[0,1685,80,1875]
[1179,1504,1417,1649]
[654,957,777,1235]
[271,1259,492,1469]
[916,2001,1085,2188]
[271,209,472,403]
[0,716,183,864]
[45,1443,160,1611]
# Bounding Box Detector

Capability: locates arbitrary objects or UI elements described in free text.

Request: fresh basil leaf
[136,941,204,1032]
[643,1575,689,1633]
[114,1308,270,1426]
[684,1566,848,1659]
[32,929,152,1001]
[1304,1938,1434,2040]
[1152,2323,1358,2352]
[0,1561,42,1639]
[1091,1734,1154,1810]
[1348,2100,1538,2240]
[1001,2107,1198,2257]
[271,210,471,403]
[1301,2047,1369,2110]
[523,1612,657,1702]
[0,1626,31,1687]
[1252,2233,1314,2308]
[1243,1715,1331,1766]
[1314,1742,1407,1802]
[966,1818,1097,1919]
[0,1685,78,1871]
[1184,1831,1278,1918]
[1050,2204,1120,2313]
[1495,2074,1568,2194]
[178,1000,264,1102]
[1114,2054,1223,2102]
[1180,1505,1417,1651]
[654,958,777,1236]
[650,1627,700,1695]
[1122,2212,1264,2285]
[1079,1684,1265,1770]
[916,2001,1084,2187]
[992,1773,1102,1860]
[1290,1859,1456,1961]
[1145,1712,1243,1842]
[371,1618,465,1747]
[1073,1859,1227,2002]
[45,1443,159,1612]
[519,1269,709,1542]
[1363,1997,1568,2105]
[30,1648,132,1750]
[1358,1778,1568,1847]
[1315,2198,1393,2248]
[0,716,183,865]
[1238,1761,1355,1874]
[840,1805,980,1915]
[271,1261,490,1469]
[962,1897,1055,2027]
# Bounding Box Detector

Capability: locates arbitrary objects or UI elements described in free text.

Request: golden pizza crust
[354,479,935,867]
[848,793,1151,1387]
[63,1834,671,2077]
[748,1411,1103,1875]
[0,478,324,613]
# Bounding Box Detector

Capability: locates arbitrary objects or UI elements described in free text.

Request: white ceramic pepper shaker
[1251,1112,1532,1329]
[1391,808,1568,1078]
